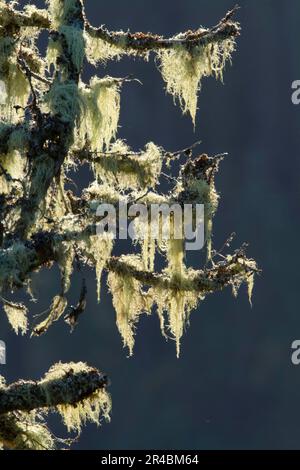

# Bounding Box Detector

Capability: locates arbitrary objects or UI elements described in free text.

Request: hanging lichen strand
[0,0,258,449]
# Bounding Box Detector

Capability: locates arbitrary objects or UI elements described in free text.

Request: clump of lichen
[158,38,235,124]
[95,139,163,190]
[108,255,152,355]
[0,362,111,450]
[41,362,111,433]
[84,31,129,65]
[78,77,121,152]
[2,299,28,335]
[0,38,30,123]
[0,123,27,194]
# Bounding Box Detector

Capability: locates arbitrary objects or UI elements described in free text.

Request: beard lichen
[59,25,85,73]
[54,241,75,294]
[47,0,81,29]
[150,278,202,358]
[78,77,121,152]
[158,38,235,124]
[0,124,27,194]
[0,243,35,292]
[0,412,56,450]
[95,140,163,190]
[80,233,114,302]
[84,31,128,66]
[0,37,30,123]
[41,362,111,433]
[184,178,219,260]
[44,79,81,124]
[108,255,152,356]
[2,299,28,335]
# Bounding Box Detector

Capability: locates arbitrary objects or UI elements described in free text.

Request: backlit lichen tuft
[158,38,235,124]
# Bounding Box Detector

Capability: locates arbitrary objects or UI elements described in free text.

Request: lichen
[0,243,35,292]
[47,0,81,29]
[181,178,219,260]
[41,362,111,433]
[0,123,27,194]
[158,38,235,124]
[80,233,114,302]
[155,288,200,357]
[59,25,85,73]
[2,299,28,335]
[95,140,163,190]
[78,77,121,152]
[247,272,254,307]
[46,36,61,71]
[44,79,81,123]
[0,412,56,450]
[108,255,152,355]
[0,37,30,123]
[133,216,156,271]
[84,32,127,65]
[54,241,75,294]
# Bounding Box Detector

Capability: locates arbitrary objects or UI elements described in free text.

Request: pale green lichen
[54,241,75,294]
[0,412,56,450]
[0,22,40,122]
[84,32,127,65]
[83,181,126,207]
[41,362,111,433]
[107,252,204,357]
[46,37,61,71]
[2,299,28,335]
[96,140,163,190]
[46,1,85,72]
[78,77,121,152]
[80,233,114,302]
[59,25,85,73]
[247,272,254,307]
[150,279,203,358]
[44,79,81,123]
[0,123,27,194]
[158,38,235,124]
[47,0,80,29]
[133,216,156,271]
[108,255,152,356]
[179,178,219,260]
[0,243,35,292]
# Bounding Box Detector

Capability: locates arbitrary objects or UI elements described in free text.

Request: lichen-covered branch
[0,3,239,51]
[107,252,258,294]
[86,6,240,53]
[0,363,108,414]
[0,362,111,450]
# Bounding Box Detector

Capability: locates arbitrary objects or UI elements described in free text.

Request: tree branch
[85,6,240,53]
[0,363,108,414]
[0,229,258,296]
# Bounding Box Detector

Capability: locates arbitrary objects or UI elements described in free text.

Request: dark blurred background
[1,0,300,450]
